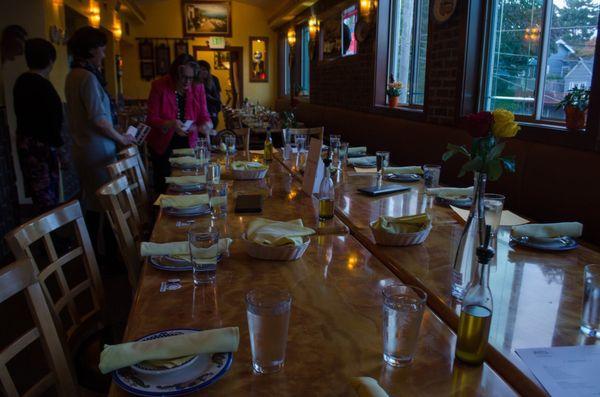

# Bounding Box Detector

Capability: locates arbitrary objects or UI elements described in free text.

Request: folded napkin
[231,161,268,171]
[511,222,583,239]
[371,214,431,234]
[140,239,232,258]
[172,148,195,156]
[169,156,203,166]
[98,327,240,374]
[350,377,389,397]
[220,142,236,153]
[165,175,206,185]
[348,156,377,167]
[426,186,473,198]
[154,194,226,209]
[246,218,315,246]
[346,146,367,156]
[383,166,424,175]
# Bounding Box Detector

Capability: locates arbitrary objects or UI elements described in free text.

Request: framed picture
[155,44,171,76]
[213,51,230,70]
[249,36,268,82]
[182,1,232,37]
[139,39,153,60]
[140,61,155,81]
[174,40,188,56]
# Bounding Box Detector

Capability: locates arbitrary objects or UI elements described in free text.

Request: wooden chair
[217,128,251,156]
[284,127,325,144]
[96,175,142,289]
[106,155,149,226]
[117,145,148,188]
[0,259,79,397]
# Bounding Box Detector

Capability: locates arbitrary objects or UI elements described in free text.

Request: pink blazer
[146,75,211,155]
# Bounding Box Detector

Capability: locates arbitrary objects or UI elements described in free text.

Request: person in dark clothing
[197,60,222,129]
[13,38,64,213]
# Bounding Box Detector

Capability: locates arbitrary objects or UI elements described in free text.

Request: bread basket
[241,233,310,261]
[369,223,432,246]
[232,168,268,180]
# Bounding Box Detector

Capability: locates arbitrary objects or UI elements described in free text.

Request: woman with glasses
[146,54,212,193]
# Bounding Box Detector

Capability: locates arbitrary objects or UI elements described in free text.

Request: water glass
[340,142,349,168]
[208,183,228,217]
[581,264,600,337]
[382,284,427,366]
[376,151,390,177]
[189,224,220,285]
[484,194,505,236]
[246,287,292,374]
[208,162,221,184]
[295,135,307,153]
[330,135,341,169]
[282,129,292,160]
[423,164,441,189]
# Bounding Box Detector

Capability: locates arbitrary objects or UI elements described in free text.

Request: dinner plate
[164,204,211,218]
[510,235,578,251]
[113,329,233,397]
[385,173,421,183]
[150,254,223,271]
[168,183,206,193]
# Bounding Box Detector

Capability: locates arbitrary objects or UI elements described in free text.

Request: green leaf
[487,142,506,162]
[487,159,503,181]
[442,150,456,162]
[458,157,483,178]
[500,156,516,173]
[443,144,470,162]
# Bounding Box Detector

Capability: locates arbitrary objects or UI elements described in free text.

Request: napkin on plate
[154,194,209,208]
[169,156,203,166]
[350,377,389,397]
[246,218,315,246]
[511,222,583,239]
[231,161,268,171]
[172,148,195,156]
[348,156,377,167]
[98,327,240,374]
[426,186,473,198]
[219,142,236,153]
[371,214,431,235]
[346,146,367,157]
[383,166,423,175]
[140,239,233,258]
[165,175,206,185]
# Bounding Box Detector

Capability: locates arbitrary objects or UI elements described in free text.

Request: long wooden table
[276,155,600,396]
[109,155,518,396]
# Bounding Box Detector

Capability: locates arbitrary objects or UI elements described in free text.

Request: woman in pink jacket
[146,54,212,193]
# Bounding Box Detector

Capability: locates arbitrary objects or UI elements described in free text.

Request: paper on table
[516,346,600,397]
[450,205,529,226]
[354,167,378,173]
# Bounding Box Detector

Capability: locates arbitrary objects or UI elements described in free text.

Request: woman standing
[13,38,63,214]
[146,54,212,193]
[197,60,221,129]
[65,27,134,216]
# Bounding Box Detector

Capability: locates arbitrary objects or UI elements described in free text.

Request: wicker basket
[232,168,268,180]
[369,223,432,246]
[241,234,310,261]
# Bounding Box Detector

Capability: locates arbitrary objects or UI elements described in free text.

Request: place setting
[509,222,583,251]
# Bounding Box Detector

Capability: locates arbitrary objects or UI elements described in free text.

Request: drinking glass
[376,151,390,178]
[209,183,228,217]
[224,136,236,166]
[484,194,505,237]
[340,142,349,168]
[329,135,341,169]
[382,284,427,366]
[295,135,307,153]
[423,164,441,189]
[246,287,292,374]
[188,223,220,285]
[208,162,221,184]
[581,264,600,338]
[282,129,292,160]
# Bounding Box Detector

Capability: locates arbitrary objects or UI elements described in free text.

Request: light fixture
[113,25,122,41]
[524,26,540,42]
[53,0,64,6]
[89,3,101,28]
[359,0,377,22]
[308,16,320,41]
[287,28,296,47]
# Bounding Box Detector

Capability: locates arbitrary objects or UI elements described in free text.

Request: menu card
[516,346,600,397]
[302,138,324,196]
[450,205,529,226]
[125,123,151,144]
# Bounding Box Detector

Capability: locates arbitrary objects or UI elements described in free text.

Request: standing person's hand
[119,133,137,146]
[174,120,188,137]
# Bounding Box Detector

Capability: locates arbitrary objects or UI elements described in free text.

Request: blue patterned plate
[510,236,578,251]
[113,329,233,397]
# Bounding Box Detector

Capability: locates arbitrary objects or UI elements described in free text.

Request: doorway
[193,46,243,129]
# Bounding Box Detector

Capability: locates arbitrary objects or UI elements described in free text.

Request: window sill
[371,104,425,122]
[516,121,595,151]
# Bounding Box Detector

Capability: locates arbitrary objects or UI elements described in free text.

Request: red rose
[462,111,493,138]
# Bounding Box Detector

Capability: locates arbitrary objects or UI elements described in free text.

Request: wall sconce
[53,0,64,6]
[359,0,377,23]
[308,16,320,41]
[287,28,296,48]
[89,3,101,28]
[113,25,122,41]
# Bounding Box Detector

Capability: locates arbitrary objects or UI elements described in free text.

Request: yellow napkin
[371,214,431,234]
[383,166,423,175]
[154,194,208,209]
[246,218,315,246]
[511,222,583,239]
[140,238,232,258]
[346,146,367,156]
[165,175,206,185]
[219,142,236,153]
[426,186,473,198]
[172,148,195,156]
[348,156,376,167]
[350,377,389,397]
[169,156,203,166]
[98,327,240,374]
[231,161,268,171]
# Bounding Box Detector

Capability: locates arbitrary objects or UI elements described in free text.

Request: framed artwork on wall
[182,1,232,37]
[249,36,268,82]
[140,61,155,81]
[155,44,171,76]
[214,51,231,70]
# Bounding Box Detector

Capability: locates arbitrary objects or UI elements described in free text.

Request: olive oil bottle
[318,157,335,220]
[456,227,494,365]
[264,127,273,162]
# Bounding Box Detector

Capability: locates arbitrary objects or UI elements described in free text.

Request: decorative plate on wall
[433,0,457,23]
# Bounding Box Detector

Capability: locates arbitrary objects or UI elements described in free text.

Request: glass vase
[451,172,487,300]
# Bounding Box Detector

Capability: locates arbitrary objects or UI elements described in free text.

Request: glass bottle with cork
[455,225,494,365]
[318,155,335,220]
[263,126,273,162]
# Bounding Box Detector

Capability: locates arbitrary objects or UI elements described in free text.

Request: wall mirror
[249,36,269,82]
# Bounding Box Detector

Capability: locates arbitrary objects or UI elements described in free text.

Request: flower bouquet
[386,81,403,108]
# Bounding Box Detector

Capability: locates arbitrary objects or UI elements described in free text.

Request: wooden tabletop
[109,155,518,396]
[277,155,600,396]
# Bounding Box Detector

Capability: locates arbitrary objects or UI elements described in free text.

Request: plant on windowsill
[556,86,590,131]
[386,81,403,108]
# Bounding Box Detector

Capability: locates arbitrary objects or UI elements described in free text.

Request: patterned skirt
[17,136,60,212]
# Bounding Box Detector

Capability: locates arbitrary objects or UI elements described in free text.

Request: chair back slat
[117,145,148,187]
[107,156,149,225]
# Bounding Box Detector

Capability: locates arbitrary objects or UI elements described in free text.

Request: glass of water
[581,264,600,338]
[282,129,292,160]
[340,142,349,168]
[423,164,441,189]
[224,135,236,166]
[208,182,228,217]
[246,287,292,374]
[295,135,307,153]
[382,283,427,366]
[329,135,341,169]
[188,223,219,285]
[484,193,505,237]
[208,162,221,184]
[376,151,390,178]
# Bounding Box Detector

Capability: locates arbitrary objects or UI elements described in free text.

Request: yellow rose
[492,109,515,124]
[492,121,520,138]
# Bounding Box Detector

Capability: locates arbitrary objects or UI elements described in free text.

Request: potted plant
[386,80,403,108]
[557,86,590,130]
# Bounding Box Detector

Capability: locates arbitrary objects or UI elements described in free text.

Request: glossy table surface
[277,155,600,396]
[109,155,518,396]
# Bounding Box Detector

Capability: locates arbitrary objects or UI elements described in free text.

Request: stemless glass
[282,129,292,160]
[209,182,228,217]
[246,287,292,374]
[188,223,219,285]
[423,164,441,189]
[483,194,505,237]
[208,162,221,184]
[224,136,236,166]
[329,135,341,169]
[340,142,349,168]
[581,264,600,338]
[382,284,427,366]
[376,151,390,177]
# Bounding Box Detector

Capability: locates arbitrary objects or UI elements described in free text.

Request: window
[388,0,430,106]
[300,26,310,95]
[342,5,359,56]
[483,0,599,122]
